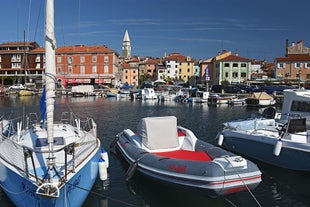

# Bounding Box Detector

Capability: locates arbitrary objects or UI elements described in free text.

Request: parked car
[224,85,245,93]
[211,85,225,93]
[8,84,25,90]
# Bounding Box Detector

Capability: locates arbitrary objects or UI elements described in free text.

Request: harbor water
[0,95,309,207]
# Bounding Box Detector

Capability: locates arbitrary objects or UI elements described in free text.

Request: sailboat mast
[45,0,56,146]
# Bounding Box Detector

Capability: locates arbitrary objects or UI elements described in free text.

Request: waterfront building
[275,40,310,83]
[0,41,120,88]
[0,41,44,86]
[156,63,168,82]
[138,58,161,80]
[56,44,120,88]
[121,57,139,87]
[212,51,251,85]
[122,30,131,59]
[163,52,195,82]
[199,57,213,87]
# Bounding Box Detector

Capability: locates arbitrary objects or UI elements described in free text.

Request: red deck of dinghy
[152,130,212,161]
[154,150,212,161]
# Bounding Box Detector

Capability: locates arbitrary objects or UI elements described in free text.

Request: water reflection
[0,96,309,207]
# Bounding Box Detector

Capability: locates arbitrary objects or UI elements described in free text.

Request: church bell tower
[122,30,131,59]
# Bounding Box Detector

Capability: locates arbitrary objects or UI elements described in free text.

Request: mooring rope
[224,156,262,207]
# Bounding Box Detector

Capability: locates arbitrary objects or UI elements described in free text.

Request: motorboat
[111,116,262,197]
[218,89,310,171]
[0,1,109,206]
[208,94,236,104]
[187,91,209,103]
[139,88,158,100]
[245,92,276,107]
[227,97,246,105]
[71,85,95,97]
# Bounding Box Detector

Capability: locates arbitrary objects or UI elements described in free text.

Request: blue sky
[1,0,309,62]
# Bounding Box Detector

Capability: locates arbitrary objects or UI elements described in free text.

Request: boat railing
[22,142,76,184]
[0,130,98,186]
[0,112,99,189]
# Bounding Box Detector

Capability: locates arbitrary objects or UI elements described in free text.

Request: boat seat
[137,116,181,152]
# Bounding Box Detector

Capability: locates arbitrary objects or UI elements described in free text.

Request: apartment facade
[0,41,44,85]
[56,45,120,87]
[164,52,195,82]
[121,58,139,86]
[275,40,310,82]
[213,52,251,85]
[0,42,120,87]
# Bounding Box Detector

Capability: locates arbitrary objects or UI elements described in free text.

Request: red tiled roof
[275,54,310,61]
[219,54,251,62]
[0,41,37,46]
[164,52,194,62]
[56,45,115,54]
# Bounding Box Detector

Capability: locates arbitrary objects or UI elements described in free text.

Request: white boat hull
[219,119,310,171]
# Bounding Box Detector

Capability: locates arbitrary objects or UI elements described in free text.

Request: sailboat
[0,0,108,206]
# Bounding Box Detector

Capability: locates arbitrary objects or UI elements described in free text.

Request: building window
[67,56,73,64]
[278,63,286,68]
[225,72,228,78]
[81,65,85,74]
[104,65,108,73]
[57,57,62,63]
[57,67,62,73]
[241,72,246,77]
[295,63,302,68]
[305,63,310,68]
[104,56,109,63]
[187,68,190,72]
[233,63,238,68]
[224,63,230,67]
[306,74,310,79]
[92,56,97,62]
[80,56,85,63]
[241,63,246,68]
[125,70,128,73]
[92,65,96,73]
[232,72,238,78]
[68,65,72,73]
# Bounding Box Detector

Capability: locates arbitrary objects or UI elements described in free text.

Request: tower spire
[122,30,131,59]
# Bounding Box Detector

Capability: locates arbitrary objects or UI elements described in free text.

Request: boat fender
[98,158,108,181]
[101,148,109,168]
[273,139,282,156]
[218,134,224,146]
[109,135,119,148]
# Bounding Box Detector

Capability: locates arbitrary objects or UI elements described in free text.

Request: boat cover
[137,116,179,150]
[250,92,273,100]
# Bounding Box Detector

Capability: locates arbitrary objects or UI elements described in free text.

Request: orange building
[56,44,120,87]
[121,58,139,87]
